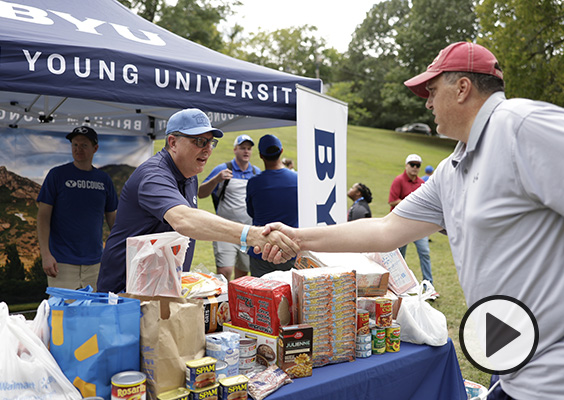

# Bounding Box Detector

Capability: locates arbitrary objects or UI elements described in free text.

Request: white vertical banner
[297,85,348,227]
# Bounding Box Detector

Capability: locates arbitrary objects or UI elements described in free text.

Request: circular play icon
[459,295,539,375]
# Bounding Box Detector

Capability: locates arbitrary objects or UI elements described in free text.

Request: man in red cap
[262,42,564,399]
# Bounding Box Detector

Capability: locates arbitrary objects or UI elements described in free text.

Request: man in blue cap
[198,134,261,281]
[245,134,298,277]
[97,109,297,293]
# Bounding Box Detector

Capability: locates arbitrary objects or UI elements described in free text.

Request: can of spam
[219,375,249,400]
[371,326,386,355]
[111,371,147,400]
[186,356,217,391]
[385,322,401,352]
[191,383,219,400]
[157,387,191,400]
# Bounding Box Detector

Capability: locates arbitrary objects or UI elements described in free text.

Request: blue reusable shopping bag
[47,286,141,399]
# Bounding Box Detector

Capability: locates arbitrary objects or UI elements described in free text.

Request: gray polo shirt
[394,91,564,398]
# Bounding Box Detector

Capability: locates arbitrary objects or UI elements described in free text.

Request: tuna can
[371,326,386,355]
[355,341,372,351]
[385,322,401,353]
[156,387,190,400]
[239,354,256,369]
[356,309,370,335]
[356,333,372,344]
[355,348,372,358]
[239,338,257,358]
[111,371,147,400]
[216,360,229,380]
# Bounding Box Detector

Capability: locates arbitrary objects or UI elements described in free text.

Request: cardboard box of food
[277,324,313,378]
[294,251,389,296]
[202,293,229,333]
[222,323,278,366]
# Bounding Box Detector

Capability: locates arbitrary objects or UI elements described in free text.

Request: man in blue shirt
[97,110,297,293]
[37,126,118,291]
[198,134,261,281]
[246,134,298,277]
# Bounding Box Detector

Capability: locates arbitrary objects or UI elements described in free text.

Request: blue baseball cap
[258,134,282,156]
[165,108,223,138]
[233,134,254,146]
[425,165,434,173]
[66,126,98,145]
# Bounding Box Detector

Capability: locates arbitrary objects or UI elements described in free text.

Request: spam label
[219,375,248,400]
[186,357,217,391]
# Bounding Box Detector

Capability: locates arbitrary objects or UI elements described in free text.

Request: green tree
[1,243,25,281]
[118,0,239,52]
[477,0,564,105]
[242,25,339,82]
[26,255,47,286]
[343,0,477,129]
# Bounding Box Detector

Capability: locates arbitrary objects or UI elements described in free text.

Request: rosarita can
[371,326,386,355]
[385,323,401,352]
[111,371,147,400]
[375,298,393,327]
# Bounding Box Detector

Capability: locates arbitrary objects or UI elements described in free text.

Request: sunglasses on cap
[408,162,421,168]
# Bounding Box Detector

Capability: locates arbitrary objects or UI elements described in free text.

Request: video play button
[459,295,539,375]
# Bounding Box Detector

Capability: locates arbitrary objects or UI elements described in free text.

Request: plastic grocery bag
[126,231,190,297]
[26,299,51,348]
[396,281,448,346]
[47,286,141,399]
[0,302,81,399]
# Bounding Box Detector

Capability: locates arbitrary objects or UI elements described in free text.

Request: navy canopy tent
[0,0,322,136]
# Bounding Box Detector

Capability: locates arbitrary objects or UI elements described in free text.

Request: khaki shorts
[213,241,250,272]
[47,262,100,291]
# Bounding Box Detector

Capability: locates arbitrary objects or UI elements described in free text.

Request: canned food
[186,356,217,391]
[355,342,372,351]
[375,298,393,327]
[356,333,371,344]
[216,360,229,380]
[356,309,370,335]
[355,348,372,358]
[239,355,256,368]
[157,387,190,400]
[371,326,386,355]
[239,338,257,358]
[111,371,147,400]
[191,383,219,400]
[385,323,401,352]
[219,375,249,400]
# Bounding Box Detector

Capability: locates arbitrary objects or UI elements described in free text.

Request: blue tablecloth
[267,339,466,400]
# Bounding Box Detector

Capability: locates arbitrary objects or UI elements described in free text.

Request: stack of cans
[355,309,372,358]
[370,298,401,354]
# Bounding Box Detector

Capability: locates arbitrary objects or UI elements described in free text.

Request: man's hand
[42,253,58,277]
[216,168,233,181]
[253,223,299,263]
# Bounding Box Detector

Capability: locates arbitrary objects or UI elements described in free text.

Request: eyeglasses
[408,162,421,168]
[173,134,218,149]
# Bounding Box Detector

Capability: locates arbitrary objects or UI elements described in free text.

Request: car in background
[395,123,433,136]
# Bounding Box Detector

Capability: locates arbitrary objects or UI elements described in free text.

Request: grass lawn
[155,124,490,387]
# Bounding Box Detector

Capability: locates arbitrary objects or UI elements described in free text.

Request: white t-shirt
[394,92,564,399]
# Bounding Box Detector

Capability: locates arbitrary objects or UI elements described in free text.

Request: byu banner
[297,86,348,227]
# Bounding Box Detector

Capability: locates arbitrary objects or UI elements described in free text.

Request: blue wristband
[240,225,251,253]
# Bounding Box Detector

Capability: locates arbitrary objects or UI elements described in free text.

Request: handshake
[249,223,300,264]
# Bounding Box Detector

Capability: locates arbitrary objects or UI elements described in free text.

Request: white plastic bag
[396,281,448,346]
[126,231,190,296]
[26,299,51,348]
[0,302,81,399]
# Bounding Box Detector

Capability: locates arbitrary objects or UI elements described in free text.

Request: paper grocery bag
[122,294,205,399]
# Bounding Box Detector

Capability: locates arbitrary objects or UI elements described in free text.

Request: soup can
[111,371,147,400]
[375,298,393,327]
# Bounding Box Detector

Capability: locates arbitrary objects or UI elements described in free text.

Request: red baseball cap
[404,42,504,98]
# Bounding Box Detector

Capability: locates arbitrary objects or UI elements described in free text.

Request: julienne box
[277,324,313,378]
[222,323,278,367]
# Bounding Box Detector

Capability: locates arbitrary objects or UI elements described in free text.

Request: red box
[228,276,292,336]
